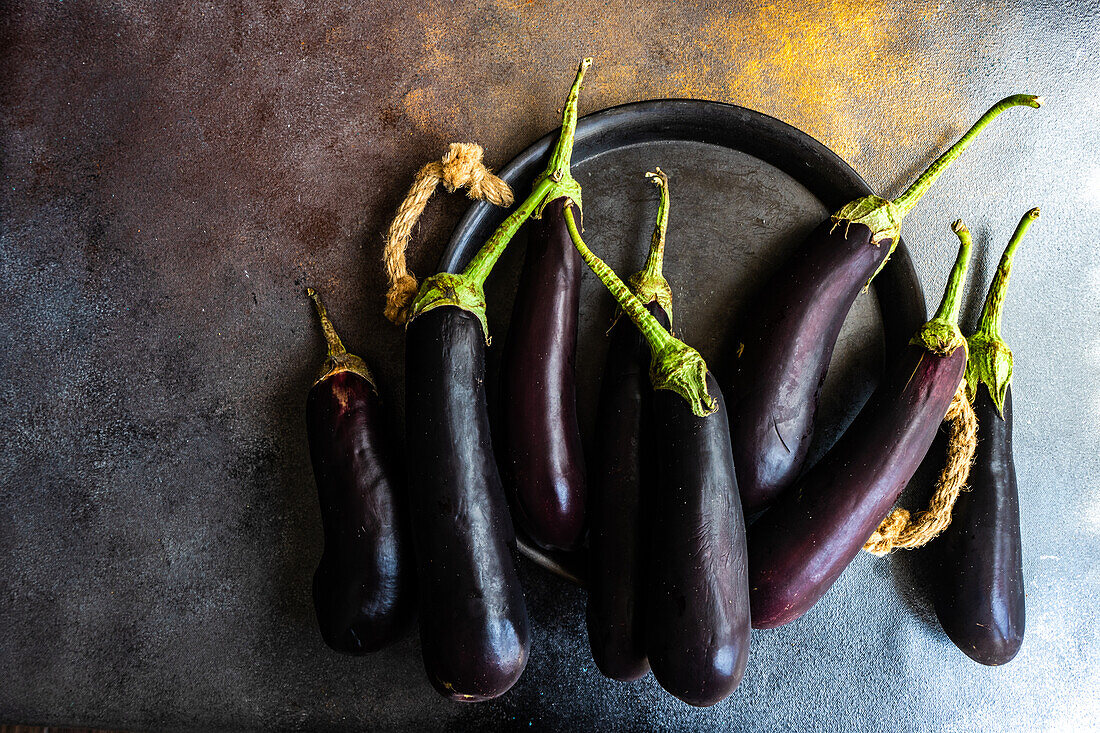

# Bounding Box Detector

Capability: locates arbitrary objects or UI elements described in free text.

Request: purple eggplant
[586,170,672,682]
[304,288,414,654]
[501,197,587,551]
[401,60,591,701]
[748,223,974,629]
[932,208,1037,665]
[564,200,750,706]
[725,95,1042,514]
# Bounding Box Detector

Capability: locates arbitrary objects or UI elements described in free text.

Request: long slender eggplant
[501,200,586,551]
[402,60,591,701]
[586,170,672,682]
[748,223,974,629]
[932,208,1037,665]
[725,95,1042,515]
[565,205,750,707]
[304,288,414,653]
[499,64,591,550]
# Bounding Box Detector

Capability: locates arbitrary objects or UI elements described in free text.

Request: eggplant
[498,61,591,552]
[304,288,414,653]
[725,95,1042,514]
[564,201,750,706]
[501,197,587,551]
[586,170,672,682]
[748,223,974,629]
[932,208,1037,665]
[405,307,529,699]
[400,59,592,701]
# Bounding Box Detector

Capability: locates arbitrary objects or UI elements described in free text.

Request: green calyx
[832,93,1041,287]
[964,206,1039,415]
[832,195,903,245]
[408,272,489,341]
[531,58,590,218]
[564,204,716,417]
[911,219,971,357]
[407,59,592,341]
[626,168,674,324]
[306,287,375,388]
[965,332,1012,414]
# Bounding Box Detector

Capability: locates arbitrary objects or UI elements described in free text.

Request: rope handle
[863,380,978,556]
[382,143,513,324]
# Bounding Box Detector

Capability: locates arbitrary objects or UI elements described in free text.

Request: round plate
[439,100,927,586]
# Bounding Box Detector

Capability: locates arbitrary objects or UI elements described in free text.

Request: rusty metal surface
[2,1,1099,730]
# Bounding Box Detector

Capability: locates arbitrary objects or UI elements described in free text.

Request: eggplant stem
[965,207,1039,414]
[910,221,971,356]
[565,206,716,417]
[411,60,593,338]
[977,207,1040,339]
[892,95,1043,218]
[543,58,591,184]
[627,168,674,325]
[306,287,347,358]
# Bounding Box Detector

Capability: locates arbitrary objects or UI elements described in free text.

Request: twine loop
[863,380,978,556]
[382,143,513,325]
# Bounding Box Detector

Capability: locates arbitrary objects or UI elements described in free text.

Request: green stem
[409,59,592,339]
[977,207,1040,338]
[965,207,1040,415]
[305,287,373,386]
[893,96,1043,217]
[627,168,674,324]
[565,206,716,417]
[910,220,971,356]
[833,94,1042,250]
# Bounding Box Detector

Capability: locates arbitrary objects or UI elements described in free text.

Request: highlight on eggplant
[400,59,593,702]
[500,59,591,552]
[565,201,750,706]
[304,288,414,654]
[932,207,1038,666]
[725,94,1043,516]
[586,169,672,683]
[748,221,975,630]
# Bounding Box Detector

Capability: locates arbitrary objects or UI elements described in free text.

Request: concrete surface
[1,0,1098,730]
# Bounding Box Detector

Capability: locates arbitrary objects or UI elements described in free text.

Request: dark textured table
[2,1,1098,730]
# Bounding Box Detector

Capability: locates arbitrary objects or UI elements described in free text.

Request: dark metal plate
[439,100,926,585]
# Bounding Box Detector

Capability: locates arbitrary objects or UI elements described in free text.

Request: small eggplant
[304,288,414,654]
[401,59,592,701]
[564,202,750,707]
[725,95,1042,514]
[932,208,1037,665]
[499,60,590,552]
[748,223,974,629]
[586,170,672,683]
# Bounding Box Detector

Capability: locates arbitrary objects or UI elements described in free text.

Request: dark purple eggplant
[748,223,974,629]
[400,59,591,701]
[932,208,1037,665]
[501,197,586,551]
[405,307,528,700]
[564,202,750,706]
[304,288,414,654]
[725,95,1042,515]
[498,60,590,552]
[586,170,672,682]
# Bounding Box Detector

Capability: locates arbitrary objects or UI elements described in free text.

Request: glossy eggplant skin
[501,198,587,551]
[586,303,669,682]
[748,343,966,629]
[647,373,750,707]
[405,307,530,701]
[931,384,1024,665]
[306,371,415,654]
[726,221,891,515]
